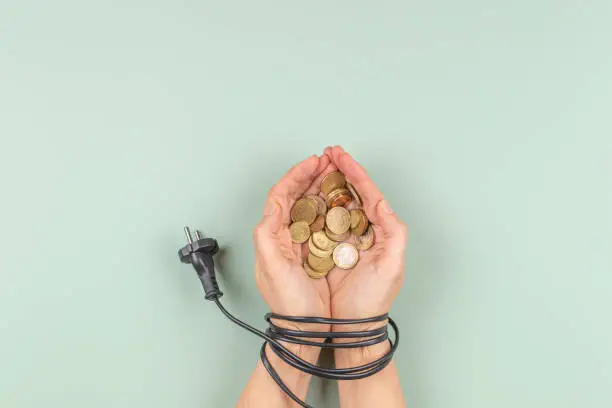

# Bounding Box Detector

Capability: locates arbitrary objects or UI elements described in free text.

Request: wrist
[265,319,332,372]
[331,319,390,368]
[263,322,329,403]
[334,340,390,367]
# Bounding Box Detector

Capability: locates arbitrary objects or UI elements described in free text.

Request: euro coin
[350,209,363,230]
[346,182,362,207]
[307,195,327,216]
[354,225,375,250]
[325,226,351,242]
[326,207,351,234]
[310,215,325,232]
[289,221,311,243]
[350,209,368,236]
[304,262,327,279]
[332,243,359,269]
[308,236,333,258]
[320,171,346,196]
[308,252,335,273]
[312,230,338,251]
[291,198,317,224]
[326,188,352,208]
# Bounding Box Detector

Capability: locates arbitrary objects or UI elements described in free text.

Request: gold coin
[307,195,327,215]
[289,221,311,243]
[354,225,375,250]
[326,188,352,208]
[320,171,347,196]
[310,215,325,232]
[290,198,317,224]
[350,209,363,230]
[304,262,328,279]
[325,226,351,242]
[308,236,333,258]
[332,243,359,269]
[326,207,351,234]
[312,230,339,251]
[308,252,335,273]
[350,209,369,236]
[346,182,362,207]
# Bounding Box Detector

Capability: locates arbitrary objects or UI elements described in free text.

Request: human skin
[236,146,407,408]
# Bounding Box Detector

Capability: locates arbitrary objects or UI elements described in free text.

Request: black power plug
[178,226,223,300]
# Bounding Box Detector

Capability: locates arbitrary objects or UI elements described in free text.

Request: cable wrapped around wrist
[214,299,399,408]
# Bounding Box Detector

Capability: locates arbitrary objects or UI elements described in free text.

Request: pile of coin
[289,171,375,279]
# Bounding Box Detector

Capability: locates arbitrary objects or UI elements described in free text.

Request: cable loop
[215,300,399,408]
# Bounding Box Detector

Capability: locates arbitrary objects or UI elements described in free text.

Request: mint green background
[1,1,611,407]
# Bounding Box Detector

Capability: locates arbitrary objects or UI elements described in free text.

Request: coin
[307,195,327,216]
[312,230,339,251]
[304,262,328,279]
[326,188,352,208]
[325,226,351,242]
[326,207,351,234]
[289,221,311,243]
[354,225,375,250]
[350,209,369,236]
[291,198,318,224]
[332,243,359,269]
[308,236,333,258]
[346,182,362,207]
[320,171,347,196]
[308,252,335,273]
[310,215,325,232]
[350,209,363,230]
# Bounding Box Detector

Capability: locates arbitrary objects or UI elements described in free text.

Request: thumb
[375,199,408,254]
[253,198,283,258]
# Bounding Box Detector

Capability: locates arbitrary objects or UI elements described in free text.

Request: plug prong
[195,230,203,240]
[184,226,193,244]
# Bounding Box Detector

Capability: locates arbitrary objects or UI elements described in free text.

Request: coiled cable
[214,299,399,408]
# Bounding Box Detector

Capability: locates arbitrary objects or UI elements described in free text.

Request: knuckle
[252,223,266,240]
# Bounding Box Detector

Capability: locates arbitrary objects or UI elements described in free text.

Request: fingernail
[264,200,279,216]
[380,199,394,214]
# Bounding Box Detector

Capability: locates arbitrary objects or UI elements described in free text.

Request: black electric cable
[179,227,400,408]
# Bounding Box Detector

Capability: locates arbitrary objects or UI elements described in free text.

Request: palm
[263,229,330,318]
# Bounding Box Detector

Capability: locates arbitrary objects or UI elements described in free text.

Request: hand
[252,154,335,331]
[324,146,408,326]
[322,146,408,408]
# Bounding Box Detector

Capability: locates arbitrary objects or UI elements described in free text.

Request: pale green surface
[1,1,611,407]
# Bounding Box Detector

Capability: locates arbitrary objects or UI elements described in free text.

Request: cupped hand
[323,146,408,322]
[252,154,336,329]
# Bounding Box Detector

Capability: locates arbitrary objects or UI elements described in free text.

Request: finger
[374,200,409,253]
[253,198,284,260]
[258,154,328,262]
[303,159,337,196]
[268,155,323,225]
[322,145,334,160]
[269,155,321,201]
[292,157,334,257]
[330,146,407,244]
[328,146,383,222]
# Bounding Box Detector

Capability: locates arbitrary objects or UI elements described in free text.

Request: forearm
[335,329,406,408]
[236,345,314,407]
[236,325,325,408]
